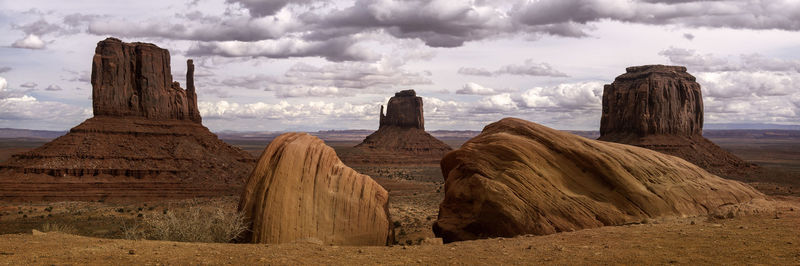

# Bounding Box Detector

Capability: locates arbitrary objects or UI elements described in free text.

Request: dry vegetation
[121,199,248,243]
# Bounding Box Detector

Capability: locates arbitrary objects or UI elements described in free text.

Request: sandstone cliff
[92,37,201,123]
[434,118,765,243]
[600,65,702,137]
[380,90,424,130]
[598,65,753,179]
[239,133,392,245]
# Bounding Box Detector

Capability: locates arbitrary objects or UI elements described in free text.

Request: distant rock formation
[434,118,765,243]
[598,65,753,178]
[600,65,702,137]
[344,90,451,165]
[238,133,393,245]
[380,90,424,129]
[0,38,254,201]
[92,37,201,123]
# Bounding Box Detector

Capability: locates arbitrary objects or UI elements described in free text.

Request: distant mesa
[0,37,254,201]
[434,118,765,243]
[345,90,452,165]
[598,65,754,179]
[239,133,393,245]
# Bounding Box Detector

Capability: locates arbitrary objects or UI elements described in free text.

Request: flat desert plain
[0,130,798,264]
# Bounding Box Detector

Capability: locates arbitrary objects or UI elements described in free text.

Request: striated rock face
[600,65,702,137]
[434,118,765,243]
[599,65,753,179]
[380,90,424,130]
[92,37,201,123]
[0,38,254,201]
[345,90,451,165]
[239,133,392,245]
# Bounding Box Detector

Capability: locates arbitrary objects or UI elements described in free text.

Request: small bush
[122,204,248,243]
[41,223,78,234]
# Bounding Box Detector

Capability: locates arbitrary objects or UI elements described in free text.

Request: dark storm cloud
[311,0,511,47]
[660,47,800,73]
[458,60,569,77]
[185,36,378,62]
[88,15,291,42]
[226,0,323,17]
[20,82,38,89]
[69,0,800,62]
[63,70,91,83]
[210,59,431,97]
[12,19,64,36]
[457,67,494,77]
[513,0,800,33]
[44,84,62,91]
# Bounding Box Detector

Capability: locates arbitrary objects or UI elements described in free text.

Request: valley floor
[1,197,798,265]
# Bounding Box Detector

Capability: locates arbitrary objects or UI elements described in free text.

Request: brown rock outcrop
[434,117,765,243]
[598,65,753,178]
[345,90,451,165]
[0,38,254,201]
[238,133,392,245]
[92,37,201,123]
[380,90,424,129]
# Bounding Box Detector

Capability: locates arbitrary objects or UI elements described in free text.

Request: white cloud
[11,34,46,49]
[186,36,378,62]
[518,82,604,110]
[199,99,378,120]
[476,93,517,113]
[456,82,499,95]
[0,76,91,128]
[699,71,800,99]
[458,59,568,77]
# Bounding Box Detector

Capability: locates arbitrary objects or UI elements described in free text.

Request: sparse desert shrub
[41,223,78,234]
[122,203,248,243]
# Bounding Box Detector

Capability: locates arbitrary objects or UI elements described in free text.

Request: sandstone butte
[434,117,766,243]
[0,38,254,201]
[349,90,452,164]
[238,133,393,246]
[598,65,754,179]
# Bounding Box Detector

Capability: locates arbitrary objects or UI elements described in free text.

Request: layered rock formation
[434,118,765,243]
[0,38,254,201]
[599,65,753,178]
[380,90,424,129]
[92,37,201,123]
[238,133,392,245]
[346,90,451,164]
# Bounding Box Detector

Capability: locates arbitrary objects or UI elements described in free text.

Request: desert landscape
[2,1,800,265]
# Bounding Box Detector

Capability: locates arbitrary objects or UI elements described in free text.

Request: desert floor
[0,200,798,265]
[1,132,799,264]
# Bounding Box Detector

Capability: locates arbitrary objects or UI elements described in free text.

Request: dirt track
[1,201,798,265]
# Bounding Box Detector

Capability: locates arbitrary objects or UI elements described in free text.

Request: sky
[1,0,799,132]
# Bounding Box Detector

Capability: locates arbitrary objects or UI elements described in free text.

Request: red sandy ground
[0,198,797,265]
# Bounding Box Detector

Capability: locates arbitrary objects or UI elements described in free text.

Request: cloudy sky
[1,0,799,132]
